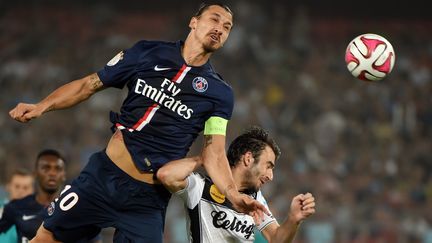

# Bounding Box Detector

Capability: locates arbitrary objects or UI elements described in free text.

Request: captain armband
[204,116,228,136]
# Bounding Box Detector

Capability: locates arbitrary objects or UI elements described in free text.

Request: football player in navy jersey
[9,3,267,243]
[0,169,34,243]
[0,150,66,242]
[158,126,316,242]
[0,150,102,243]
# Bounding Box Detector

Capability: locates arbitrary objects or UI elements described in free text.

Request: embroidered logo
[210,184,225,204]
[192,77,208,93]
[22,215,37,221]
[47,202,55,216]
[154,65,171,71]
[107,51,124,66]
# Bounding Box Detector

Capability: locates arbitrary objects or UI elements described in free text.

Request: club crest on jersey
[47,202,55,216]
[192,77,208,93]
[210,184,225,204]
[107,51,124,66]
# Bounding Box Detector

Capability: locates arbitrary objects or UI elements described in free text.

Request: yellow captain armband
[204,116,228,136]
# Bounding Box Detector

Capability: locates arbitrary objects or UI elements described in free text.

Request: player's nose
[213,24,224,34]
[266,170,273,182]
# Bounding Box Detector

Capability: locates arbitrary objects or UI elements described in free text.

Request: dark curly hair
[227,126,280,167]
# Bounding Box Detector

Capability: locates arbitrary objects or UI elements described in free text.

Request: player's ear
[244,152,253,167]
[189,17,197,30]
[60,170,66,183]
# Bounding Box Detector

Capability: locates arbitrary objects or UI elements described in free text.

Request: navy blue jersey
[0,194,44,242]
[44,151,170,243]
[0,194,102,243]
[97,40,234,172]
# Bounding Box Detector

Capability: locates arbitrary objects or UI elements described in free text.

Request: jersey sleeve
[0,204,14,233]
[97,40,151,89]
[211,84,234,120]
[255,191,277,232]
[174,173,205,209]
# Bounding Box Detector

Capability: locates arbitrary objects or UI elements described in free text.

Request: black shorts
[43,150,171,243]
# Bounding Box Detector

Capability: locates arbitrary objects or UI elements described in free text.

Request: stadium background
[1,0,431,242]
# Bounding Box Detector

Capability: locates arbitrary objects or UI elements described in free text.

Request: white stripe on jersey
[132,65,191,131]
[135,105,160,131]
[174,66,192,83]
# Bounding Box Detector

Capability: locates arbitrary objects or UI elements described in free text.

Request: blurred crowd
[1,1,431,242]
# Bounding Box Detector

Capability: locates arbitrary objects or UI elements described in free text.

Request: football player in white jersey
[158,126,315,242]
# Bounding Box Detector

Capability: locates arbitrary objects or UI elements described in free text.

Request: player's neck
[182,39,212,67]
[230,168,244,191]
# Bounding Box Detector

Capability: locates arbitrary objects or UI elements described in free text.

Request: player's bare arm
[261,193,316,243]
[157,156,202,193]
[9,73,105,123]
[201,134,237,197]
[201,134,268,217]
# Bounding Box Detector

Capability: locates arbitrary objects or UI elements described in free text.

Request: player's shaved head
[35,149,65,168]
[194,2,233,19]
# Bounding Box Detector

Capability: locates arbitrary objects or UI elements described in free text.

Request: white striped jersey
[175,173,276,243]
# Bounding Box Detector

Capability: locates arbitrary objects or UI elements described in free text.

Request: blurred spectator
[0,169,34,242]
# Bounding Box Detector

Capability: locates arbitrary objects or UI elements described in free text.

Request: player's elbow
[156,167,172,185]
[157,167,179,186]
[156,168,185,193]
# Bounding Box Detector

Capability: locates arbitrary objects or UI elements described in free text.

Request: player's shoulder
[132,39,177,50]
[200,172,212,183]
[4,194,34,211]
[188,172,205,181]
[8,194,36,206]
[196,173,217,190]
[202,69,233,102]
[206,67,232,89]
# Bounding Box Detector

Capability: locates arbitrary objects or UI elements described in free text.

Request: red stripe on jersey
[132,103,159,130]
[131,64,190,131]
[172,64,187,83]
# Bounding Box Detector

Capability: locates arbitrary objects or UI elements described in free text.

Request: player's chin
[43,185,60,194]
[203,42,221,52]
[44,187,59,194]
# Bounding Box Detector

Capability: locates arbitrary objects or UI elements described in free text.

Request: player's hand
[9,103,44,122]
[229,192,269,221]
[289,192,315,224]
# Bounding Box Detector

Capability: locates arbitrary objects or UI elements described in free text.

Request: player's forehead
[10,174,33,183]
[258,146,276,167]
[37,155,65,168]
[201,5,233,25]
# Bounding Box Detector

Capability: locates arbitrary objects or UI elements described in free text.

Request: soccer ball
[345,33,395,82]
